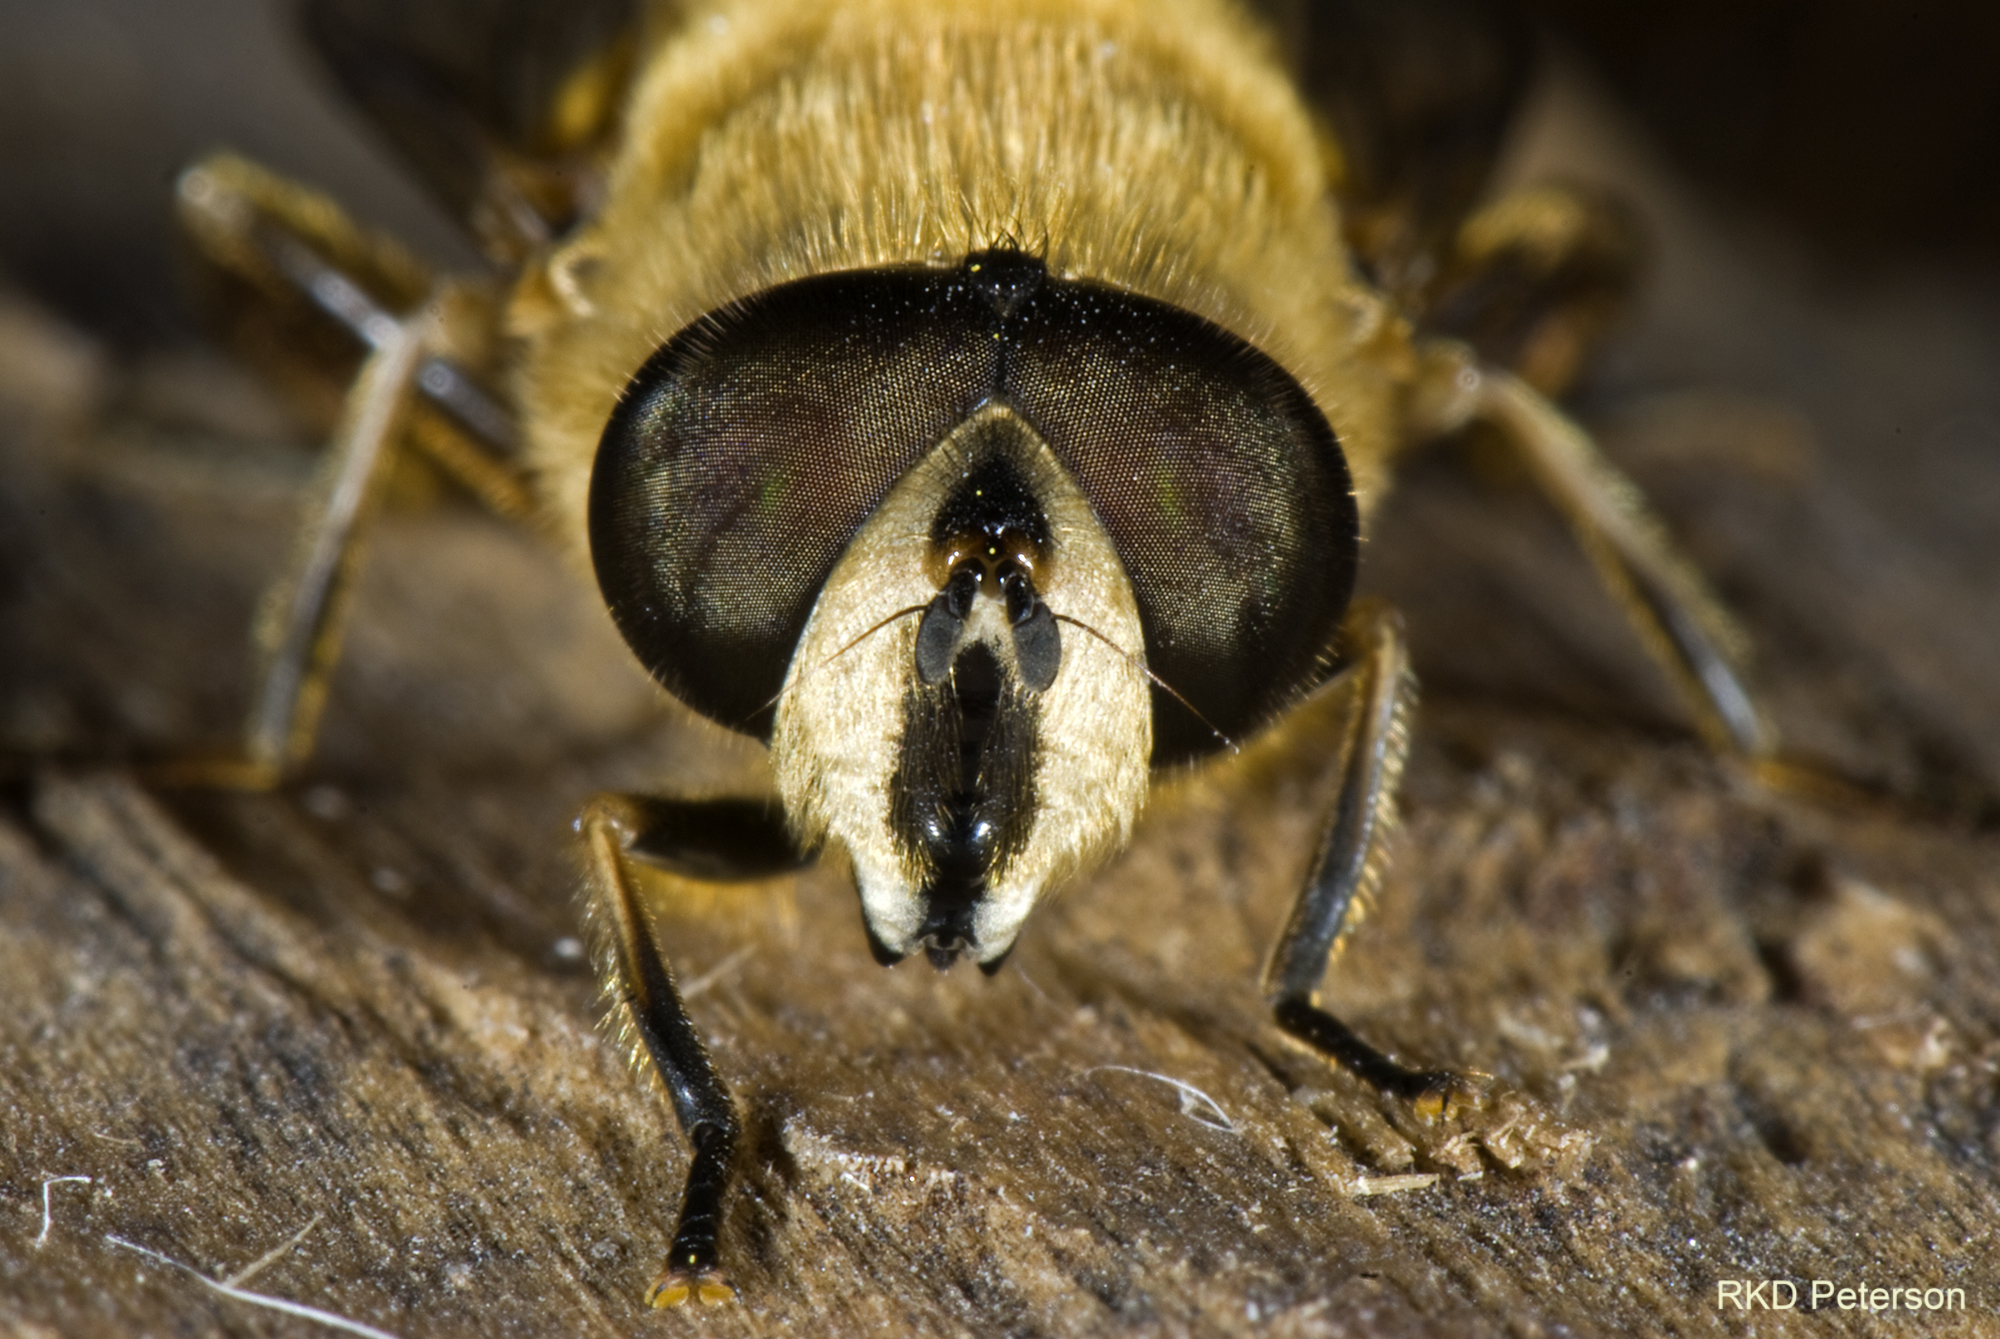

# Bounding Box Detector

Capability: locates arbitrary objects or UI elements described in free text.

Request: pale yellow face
[515,0,1419,966]
[771,402,1152,964]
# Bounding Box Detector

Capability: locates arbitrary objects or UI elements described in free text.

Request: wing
[299,0,644,262]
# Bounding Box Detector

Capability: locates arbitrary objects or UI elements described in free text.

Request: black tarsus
[1271,996,1463,1103]
[591,792,826,1295]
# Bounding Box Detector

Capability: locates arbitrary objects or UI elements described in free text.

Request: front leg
[1262,601,1480,1119]
[578,793,810,1307]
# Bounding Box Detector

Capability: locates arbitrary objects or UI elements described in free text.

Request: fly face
[783,400,1149,970]
[588,248,1359,972]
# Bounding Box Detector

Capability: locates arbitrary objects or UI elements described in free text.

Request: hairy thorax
[510,0,1416,555]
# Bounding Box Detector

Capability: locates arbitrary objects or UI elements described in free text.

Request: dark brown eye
[589,250,1358,761]
[588,268,989,735]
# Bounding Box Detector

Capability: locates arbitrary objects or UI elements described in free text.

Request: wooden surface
[4,68,2000,1339]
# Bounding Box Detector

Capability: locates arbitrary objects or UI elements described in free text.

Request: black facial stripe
[590,249,1357,760]
[889,642,1039,959]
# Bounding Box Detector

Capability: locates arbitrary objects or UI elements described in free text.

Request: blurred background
[2,0,1998,340]
[2,0,1996,343]
[0,0,470,346]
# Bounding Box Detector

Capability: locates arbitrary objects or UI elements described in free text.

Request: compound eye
[999,283,1359,761]
[588,270,994,735]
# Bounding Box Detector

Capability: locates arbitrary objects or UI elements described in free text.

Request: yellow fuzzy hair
[510,0,1416,561]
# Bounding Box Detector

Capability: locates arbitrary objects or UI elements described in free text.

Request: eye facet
[589,250,1359,760]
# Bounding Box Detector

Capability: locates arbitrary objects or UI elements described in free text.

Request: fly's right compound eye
[585,274,992,738]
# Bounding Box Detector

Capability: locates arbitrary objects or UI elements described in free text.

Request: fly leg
[153,156,528,788]
[1480,364,1776,761]
[1410,341,1782,768]
[176,156,530,516]
[1262,601,1480,1118]
[151,298,435,789]
[578,793,812,1307]
[1409,181,1790,771]
[1422,181,1644,399]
